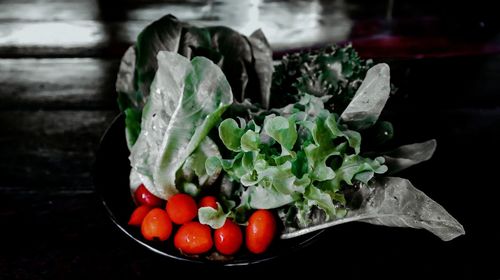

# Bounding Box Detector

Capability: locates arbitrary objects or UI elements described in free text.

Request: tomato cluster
[128,184,277,256]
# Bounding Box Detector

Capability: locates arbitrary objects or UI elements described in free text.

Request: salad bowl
[94,113,325,265]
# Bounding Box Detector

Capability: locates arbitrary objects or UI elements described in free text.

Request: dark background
[1,0,499,279]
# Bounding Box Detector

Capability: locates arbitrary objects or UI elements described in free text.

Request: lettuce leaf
[340,63,391,130]
[181,136,221,191]
[218,119,245,152]
[263,115,297,152]
[198,203,229,229]
[134,14,272,107]
[116,15,273,149]
[130,51,233,199]
[281,177,465,241]
[116,46,144,149]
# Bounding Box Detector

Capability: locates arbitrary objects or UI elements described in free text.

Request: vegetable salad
[117,14,464,258]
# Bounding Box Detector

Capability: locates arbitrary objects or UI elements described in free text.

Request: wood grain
[0,1,99,21]
[0,58,119,110]
[0,21,140,58]
[0,110,117,190]
[1,0,342,58]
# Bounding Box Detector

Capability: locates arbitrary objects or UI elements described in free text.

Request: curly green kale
[271,44,373,114]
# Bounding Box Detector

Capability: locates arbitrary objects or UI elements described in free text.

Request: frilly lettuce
[207,94,388,225]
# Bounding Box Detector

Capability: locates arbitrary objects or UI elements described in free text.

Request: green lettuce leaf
[321,155,387,194]
[241,130,260,152]
[135,14,185,98]
[246,185,295,209]
[181,137,221,192]
[116,46,144,149]
[219,119,245,152]
[123,107,142,150]
[304,185,336,219]
[116,15,273,150]
[116,46,137,104]
[340,63,391,130]
[198,203,229,229]
[130,51,233,199]
[247,29,273,108]
[134,14,272,107]
[282,177,465,242]
[263,115,297,152]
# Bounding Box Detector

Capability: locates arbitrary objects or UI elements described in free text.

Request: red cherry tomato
[134,184,163,207]
[214,219,243,255]
[166,193,198,224]
[246,209,277,254]
[174,221,213,255]
[198,196,218,209]
[141,208,172,241]
[128,205,152,226]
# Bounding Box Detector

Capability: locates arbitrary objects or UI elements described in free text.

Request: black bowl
[94,113,324,265]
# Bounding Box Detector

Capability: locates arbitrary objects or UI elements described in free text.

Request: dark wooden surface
[1,1,500,279]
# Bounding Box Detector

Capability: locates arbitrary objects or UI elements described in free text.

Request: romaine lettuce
[129,52,233,199]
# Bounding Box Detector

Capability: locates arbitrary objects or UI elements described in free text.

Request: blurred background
[1,0,499,58]
[1,0,499,279]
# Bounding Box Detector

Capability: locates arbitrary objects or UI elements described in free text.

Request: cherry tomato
[174,221,213,255]
[134,184,163,207]
[214,219,243,255]
[198,196,218,209]
[141,208,172,241]
[128,205,152,226]
[246,209,276,254]
[166,193,198,224]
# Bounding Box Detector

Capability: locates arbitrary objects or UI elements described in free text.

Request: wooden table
[1,0,499,278]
